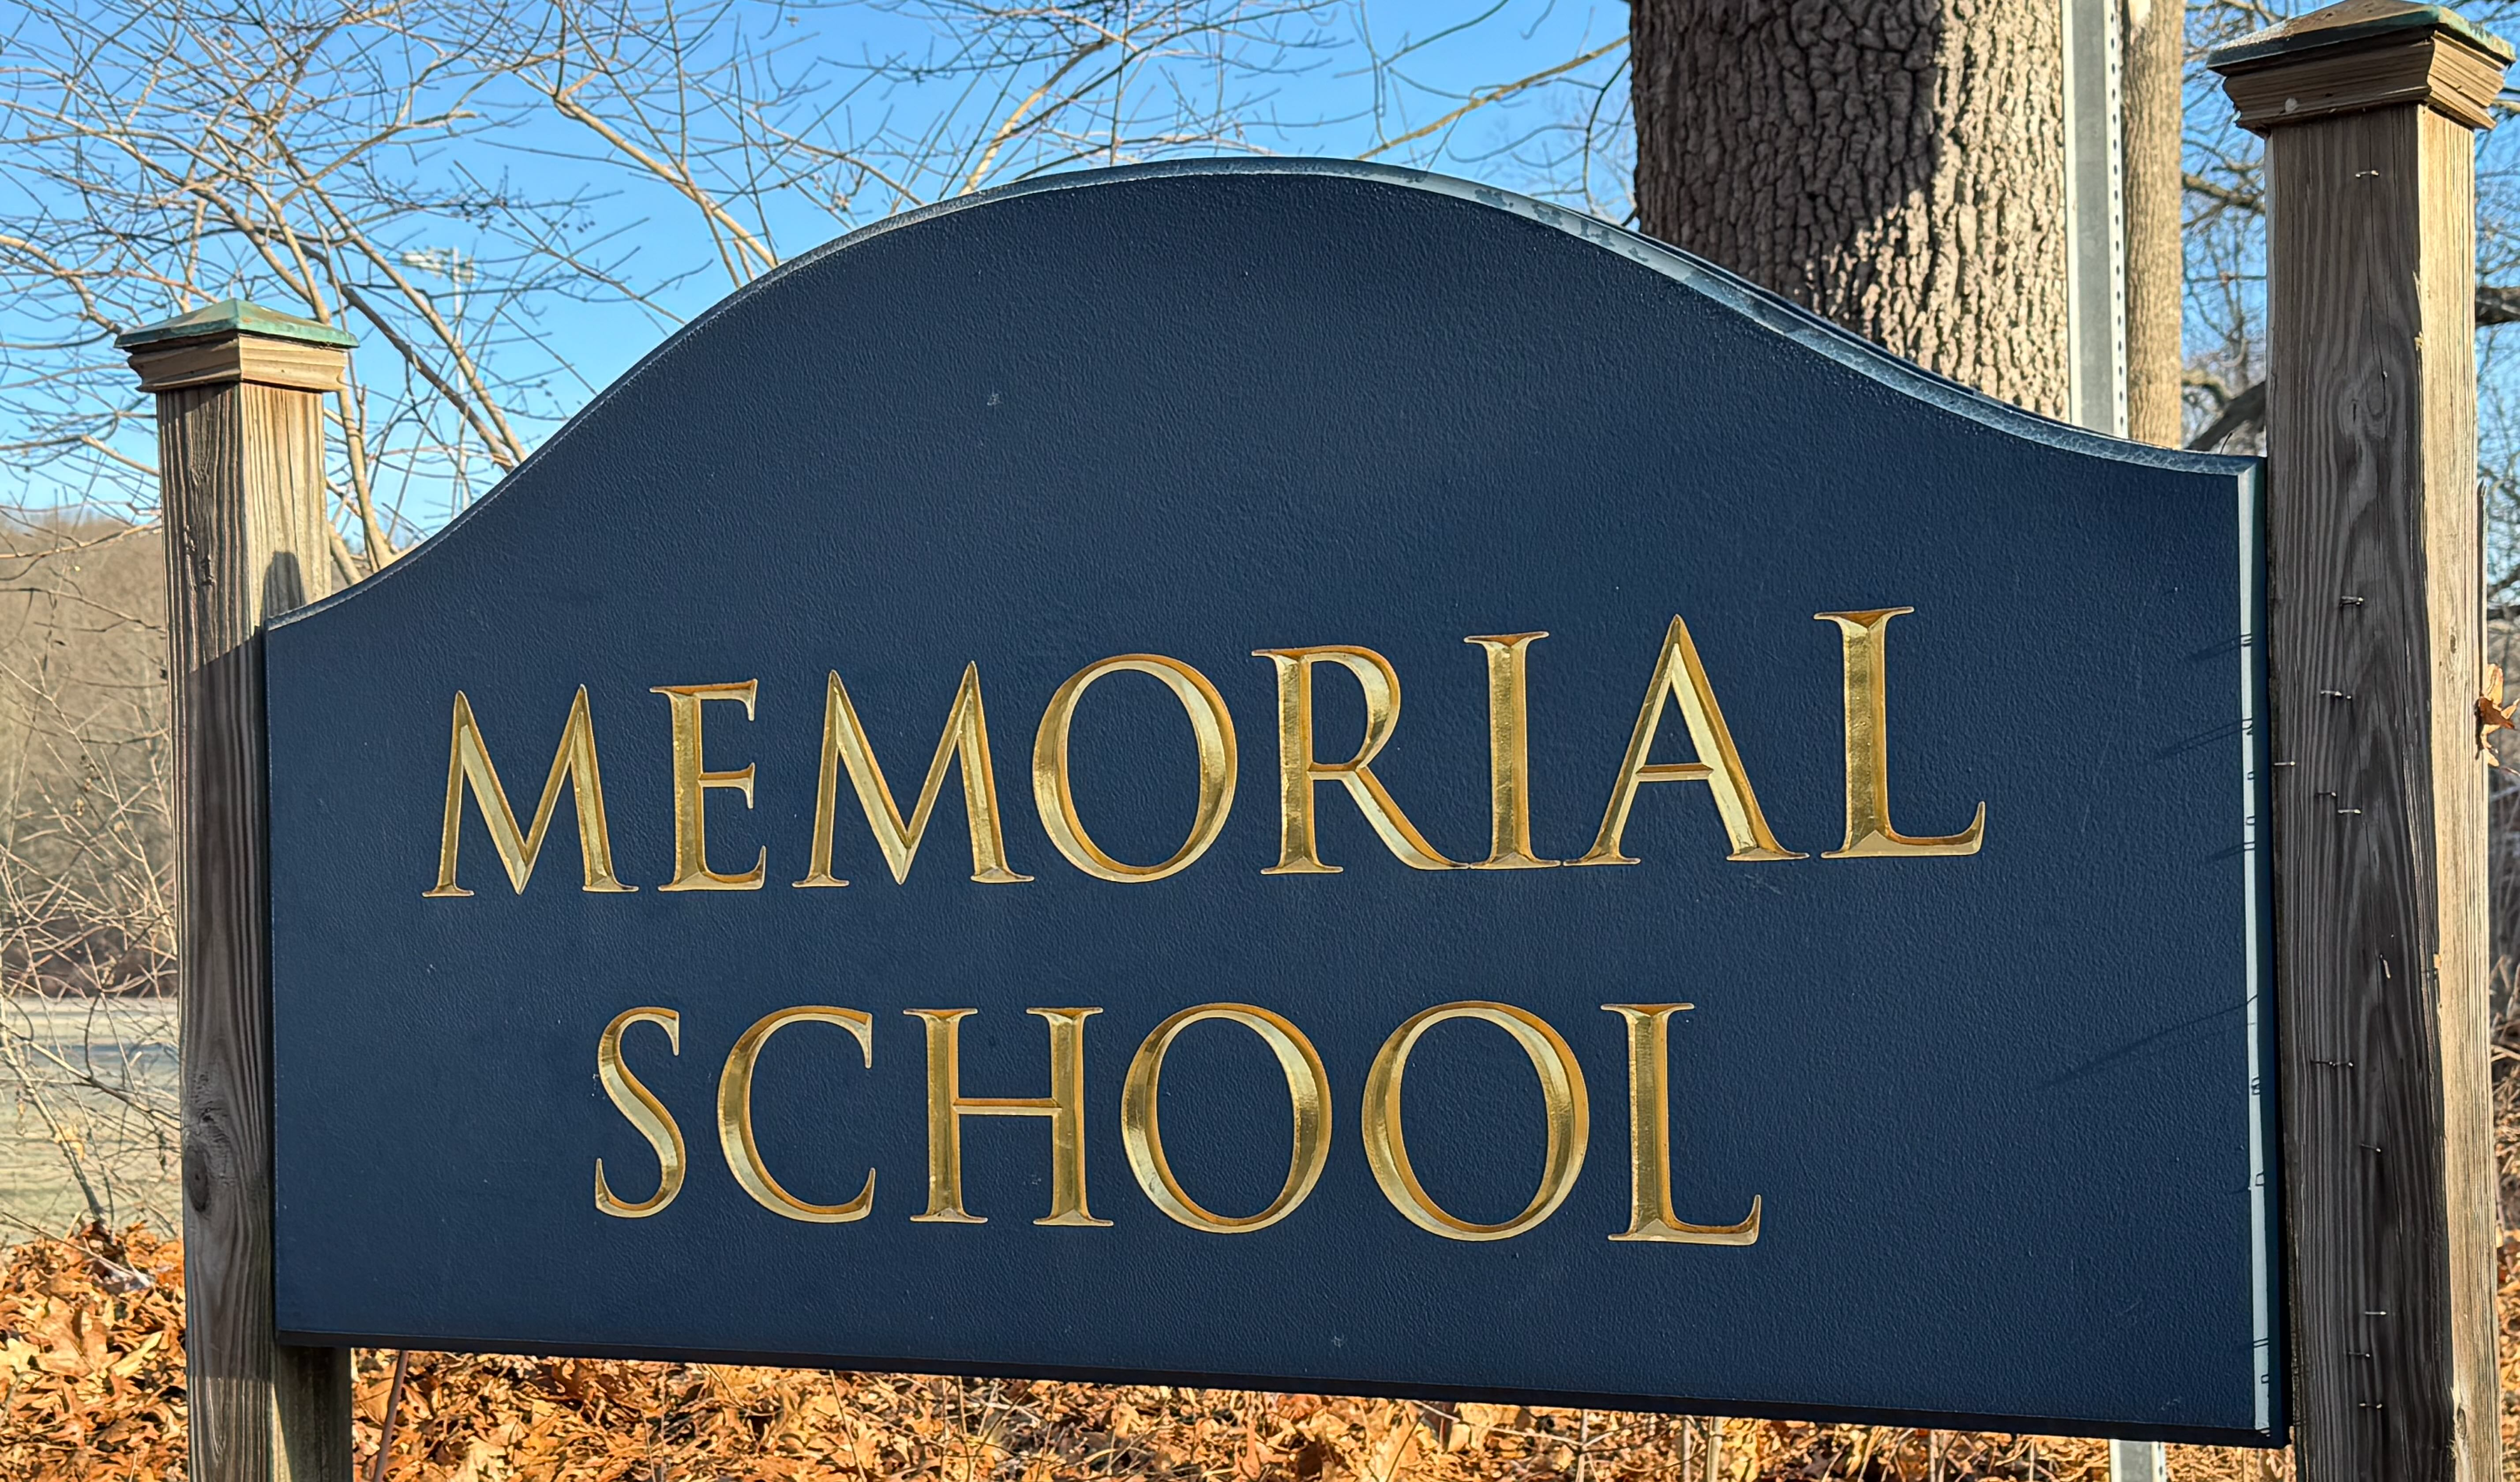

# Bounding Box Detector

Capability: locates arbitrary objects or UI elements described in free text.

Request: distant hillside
[0,516,169,996]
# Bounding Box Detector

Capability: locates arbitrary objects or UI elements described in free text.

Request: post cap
[121,299,353,395]
[2209,0,2514,132]
[115,297,356,352]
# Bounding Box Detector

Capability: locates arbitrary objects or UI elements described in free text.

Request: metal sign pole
[2063,0,2130,440]
[2070,4,2157,1466]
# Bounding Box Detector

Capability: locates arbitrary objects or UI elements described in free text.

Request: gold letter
[794,666,1031,887]
[716,1007,876,1223]
[1033,655,1238,882]
[1120,1004,1330,1233]
[596,1007,684,1218]
[652,681,767,891]
[1815,609,1986,857]
[1465,632,1556,869]
[427,688,635,896]
[1601,1005,1760,1244]
[1361,1001,1589,1241]
[905,1007,1107,1226]
[1252,645,1461,873]
[1574,616,1803,865]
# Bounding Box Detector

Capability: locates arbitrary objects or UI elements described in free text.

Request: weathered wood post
[121,301,359,1482]
[2210,6,2514,1479]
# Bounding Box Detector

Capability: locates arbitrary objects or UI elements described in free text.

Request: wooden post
[121,300,359,1482]
[2209,6,2514,1480]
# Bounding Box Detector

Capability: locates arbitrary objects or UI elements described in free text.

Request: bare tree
[0,515,176,1237]
[0,0,1395,552]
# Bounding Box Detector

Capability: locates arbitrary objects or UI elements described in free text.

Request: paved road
[0,995,178,1241]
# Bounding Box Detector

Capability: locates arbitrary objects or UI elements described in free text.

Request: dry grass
[2,1221,2319,1482]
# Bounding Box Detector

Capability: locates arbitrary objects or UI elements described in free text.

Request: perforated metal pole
[2063,0,2129,438]
[2073,10,2153,1464]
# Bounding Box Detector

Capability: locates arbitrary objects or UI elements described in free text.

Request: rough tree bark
[2122,0,2187,445]
[1630,0,2071,418]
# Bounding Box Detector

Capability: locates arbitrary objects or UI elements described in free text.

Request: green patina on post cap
[2210,0,2514,70]
[114,298,357,352]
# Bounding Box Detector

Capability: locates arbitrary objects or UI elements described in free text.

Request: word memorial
[263,162,2274,1444]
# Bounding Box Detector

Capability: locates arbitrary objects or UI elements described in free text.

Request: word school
[427,611,1987,898]
[591,996,1752,1244]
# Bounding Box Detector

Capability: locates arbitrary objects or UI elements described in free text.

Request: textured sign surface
[265,161,2275,1443]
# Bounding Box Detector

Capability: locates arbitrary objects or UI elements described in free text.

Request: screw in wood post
[2209,5,2514,1480]
[121,300,360,1482]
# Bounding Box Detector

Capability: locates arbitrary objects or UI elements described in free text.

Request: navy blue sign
[266,161,2276,1443]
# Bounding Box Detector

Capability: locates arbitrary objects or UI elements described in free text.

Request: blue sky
[459,1,1636,413]
[0,1,1641,531]
[32,0,2514,555]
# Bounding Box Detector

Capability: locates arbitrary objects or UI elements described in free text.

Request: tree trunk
[1630,0,2071,419]
[2121,0,2186,445]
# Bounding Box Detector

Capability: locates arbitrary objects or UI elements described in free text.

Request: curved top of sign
[278,157,2249,628]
